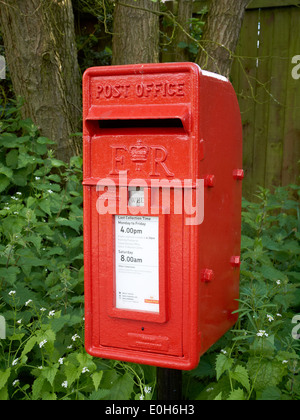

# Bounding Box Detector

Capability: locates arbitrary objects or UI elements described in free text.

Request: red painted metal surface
[83,63,243,370]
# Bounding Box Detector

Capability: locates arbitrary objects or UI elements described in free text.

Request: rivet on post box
[83,63,243,370]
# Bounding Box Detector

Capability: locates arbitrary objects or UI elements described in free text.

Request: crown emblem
[129,140,149,171]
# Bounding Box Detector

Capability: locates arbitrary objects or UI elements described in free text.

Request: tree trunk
[112,0,160,65]
[174,0,194,62]
[0,0,81,162]
[196,0,251,78]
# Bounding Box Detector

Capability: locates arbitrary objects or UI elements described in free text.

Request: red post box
[83,63,243,370]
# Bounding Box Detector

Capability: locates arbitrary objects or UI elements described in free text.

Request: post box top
[83,63,203,111]
[82,63,233,185]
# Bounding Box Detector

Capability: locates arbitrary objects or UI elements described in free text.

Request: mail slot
[83,63,243,370]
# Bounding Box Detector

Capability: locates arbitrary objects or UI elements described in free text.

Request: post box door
[85,186,187,357]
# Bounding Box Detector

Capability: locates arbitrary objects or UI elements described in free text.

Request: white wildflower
[40,307,46,312]
[13,379,20,387]
[139,395,144,400]
[221,349,227,354]
[276,313,282,317]
[62,381,68,388]
[276,280,281,285]
[267,314,274,322]
[282,360,288,364]
[58,358,64,365]
[72,334,80,341]
[257,330,268,338]
[48,310,55,317]
[25,299,32,306]
[144,386,152,394]
[9,290,16,296]
[12,358,19,366]
[39,339,47,348]
[82,367,89,374]
[17,319,22,324]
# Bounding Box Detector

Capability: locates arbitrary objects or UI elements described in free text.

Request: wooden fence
[164,0,300,199]
[231,0,300,199]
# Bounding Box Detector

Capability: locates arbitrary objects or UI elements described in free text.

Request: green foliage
[184,185,300,400]
[73,0,113,72]
[0,102,155,400]
[0,101,299,400]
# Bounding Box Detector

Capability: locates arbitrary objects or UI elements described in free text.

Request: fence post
[157,368,182,400]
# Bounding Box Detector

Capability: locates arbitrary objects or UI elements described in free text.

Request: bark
[112,0,160,65]
[174,0,193,62]
[0,0,82,162]
[196,0,251,78]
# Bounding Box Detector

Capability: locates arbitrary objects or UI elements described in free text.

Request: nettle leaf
[36,327,56,347]
[17,152,39,169]
[0,163,13,179]
[41,365,59,387]
[215,353,234,381]
[107,373,134,400]
[0,175,10,192]
[241,235,254,249]
[64,362,80,387]
[26,235,42,252]
[13,168,30,186]
[261,386,282,400]
[39,198,52,215]
[247,357,286,392]
[6,149,19,169]
[195,376,231,400]
[227,388,245,400]
[56,217,82,233]
[0,368,11,390]
[92,371,104,392]
[214,392,223,400]
[89,389,110,400]
[0,386,8,400]
[0,267,20,286]
[32,376,46,400]
[2,216,26,237]
[259,265,286,281]
[231,365,251,393]
[0,133,20,147]
[21,336,37,360]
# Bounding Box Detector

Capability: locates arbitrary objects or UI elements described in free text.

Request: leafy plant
[184,185,300,400]
[0,101,155,400]
[0,99,299,400]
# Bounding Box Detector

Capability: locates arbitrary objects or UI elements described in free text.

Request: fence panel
[231,3,300,198]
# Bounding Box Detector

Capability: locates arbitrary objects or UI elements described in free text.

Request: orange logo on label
[144,299,159,305]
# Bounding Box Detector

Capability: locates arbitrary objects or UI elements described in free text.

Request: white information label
[115,215,159,313]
